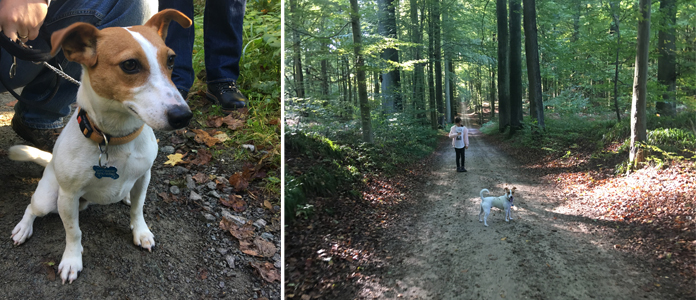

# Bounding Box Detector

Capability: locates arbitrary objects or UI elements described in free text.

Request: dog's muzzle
[167,105,193,129]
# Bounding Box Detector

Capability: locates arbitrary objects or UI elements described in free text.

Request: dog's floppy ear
[51,22,100,67]
[511,187,517,194]
[145,9,192,40]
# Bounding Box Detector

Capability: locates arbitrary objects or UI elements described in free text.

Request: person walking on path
[448,116,469,172]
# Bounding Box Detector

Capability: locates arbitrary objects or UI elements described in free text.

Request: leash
[0,32,81,104]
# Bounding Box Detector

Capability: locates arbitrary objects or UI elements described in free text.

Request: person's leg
[455,148,462,170]
[10,0,148,149]
[461,148,467,172]
[158,0,194,97]
[203,0,247,110]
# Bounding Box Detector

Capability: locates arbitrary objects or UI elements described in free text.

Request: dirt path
[356,123,678,299]
[0,91,280,299]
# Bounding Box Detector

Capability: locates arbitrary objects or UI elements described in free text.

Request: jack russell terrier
[479,187,516,227]
[8,9,192,284]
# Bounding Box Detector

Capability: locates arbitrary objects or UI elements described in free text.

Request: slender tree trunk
[289,0,305,98]
[349,0,373,143]
[496,0,510,132]
[657,0,677,116]
[433,0,443,126]
[490,66,496,119]
[428,5,437,129]
[523,0,544,130]
[610,1,622,121]
[411,0,426,122]
[509,0,523,131]
[449,59,456,121]
[630,0,651,167]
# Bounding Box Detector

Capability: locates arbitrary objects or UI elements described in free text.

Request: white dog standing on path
[479,187,516,226]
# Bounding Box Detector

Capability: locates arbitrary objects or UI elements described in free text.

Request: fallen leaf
[220,219,255,240]
[229,172,249,191]
[206,115,223,128]
[264,200,273,210]
[501,237,507,241]
[157,191,173,203]
[190,149,212,165]
[222,114,245,130]
[240,240,259,256]
[164,153,184,166]
[5,99,17,107]
[250,261,280,283]
[301,295,311,300]
[213,131,230,143]
[191,129,221,147]
[269,118,279,125]
[197,268,208,280]
[192,172,208,183]
[220,195,247,212]
[253,236,277,257]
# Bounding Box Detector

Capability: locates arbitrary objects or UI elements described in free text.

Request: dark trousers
[455,147,465,168]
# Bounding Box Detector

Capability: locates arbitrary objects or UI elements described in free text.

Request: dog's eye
[120,59,140,74]
[167,55,175,70]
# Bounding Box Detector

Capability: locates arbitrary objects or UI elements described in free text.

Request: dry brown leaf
[268,118,279,125]
[264,200,273,210]
[250,261,280,283]
[213,131,230,143]
[5,99,18,107]
[253,236,276,257]
[229,172,249,191]
[206,115,224,128]
[191,129,221,147]
[220,219,255,241]
[222,115,245,130]
[240,240,259,256]
[192,172,208,183]
[164,153,184,166]
[219,195,247,212]
[190,149,212,165]
[197,268,208,280]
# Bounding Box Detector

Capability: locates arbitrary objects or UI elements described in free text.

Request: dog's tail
[8,145,53,167]
[480,188,490,200]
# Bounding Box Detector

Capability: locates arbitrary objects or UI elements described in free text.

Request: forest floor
[0,90,281,299]
[285,112,694,299]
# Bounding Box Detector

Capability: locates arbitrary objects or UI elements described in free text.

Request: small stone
[189,191,203,201]
[222,187,234,194]
[186,175,195,189]
[261,232,274,242]
[273,205,280,212]
[274,261,281,269]
[207,182,217,190]
[272,253,280,262]
[174,166,189,175]
[160,145,175,154]
[202,213,216,222]
[219,281,225,288]
[170,186,180,195]
[225,255,235,268]
[242,144,255,152]
[218,248,228,255]
[253,219,267,229]
[208,190,221,199]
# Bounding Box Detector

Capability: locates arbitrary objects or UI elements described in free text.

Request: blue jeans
[0,0,148,129]
[158,0,246,93]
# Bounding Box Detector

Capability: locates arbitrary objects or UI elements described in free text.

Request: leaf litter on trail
[164,153,185,166]
[229,172,249,191]
[206,115,224,128]
[192,172,208,183]
[220,194,247,212]
[189,148,212,165]
[220,218,255,240]
[250,261,279,283]
[190,129,221,147]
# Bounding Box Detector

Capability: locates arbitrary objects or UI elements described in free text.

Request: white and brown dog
[8,10,192,284]
[478,187,516,226]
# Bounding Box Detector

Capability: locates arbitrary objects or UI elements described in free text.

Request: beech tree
[630,0,651,167]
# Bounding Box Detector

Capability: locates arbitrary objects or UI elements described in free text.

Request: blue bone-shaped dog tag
[93,165,119,179]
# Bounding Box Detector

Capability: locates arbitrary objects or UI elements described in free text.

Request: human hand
[0,0,49,43]
[465,146,468,149]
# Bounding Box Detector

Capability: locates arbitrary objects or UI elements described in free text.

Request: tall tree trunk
[449,59,456,121]
[657,0,677,116]
[496,0,510,132]
[523,0,544,130]
[378,0,402,113]
[349,0,373,143]
[509,0,523,131]
[433,0,443,126]
[610,1,622,121]
[289,0,305,98]
[630,0,651,167]
[411,0,426,122]
[428,4,437,129]
[490,65,496,118]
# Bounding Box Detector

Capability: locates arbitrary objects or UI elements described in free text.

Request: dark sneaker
[11,115,62,152]
[462,167,468,172]
[206,81,247,110]
[457,167,464,172]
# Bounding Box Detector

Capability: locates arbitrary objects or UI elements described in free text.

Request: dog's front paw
[132,227,155,251]
[58,254,83,284]
[10,222,33,245]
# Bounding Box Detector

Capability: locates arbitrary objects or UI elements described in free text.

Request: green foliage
[646,128,696,153]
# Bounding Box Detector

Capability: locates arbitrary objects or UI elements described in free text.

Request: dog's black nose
[167,105,193,129]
